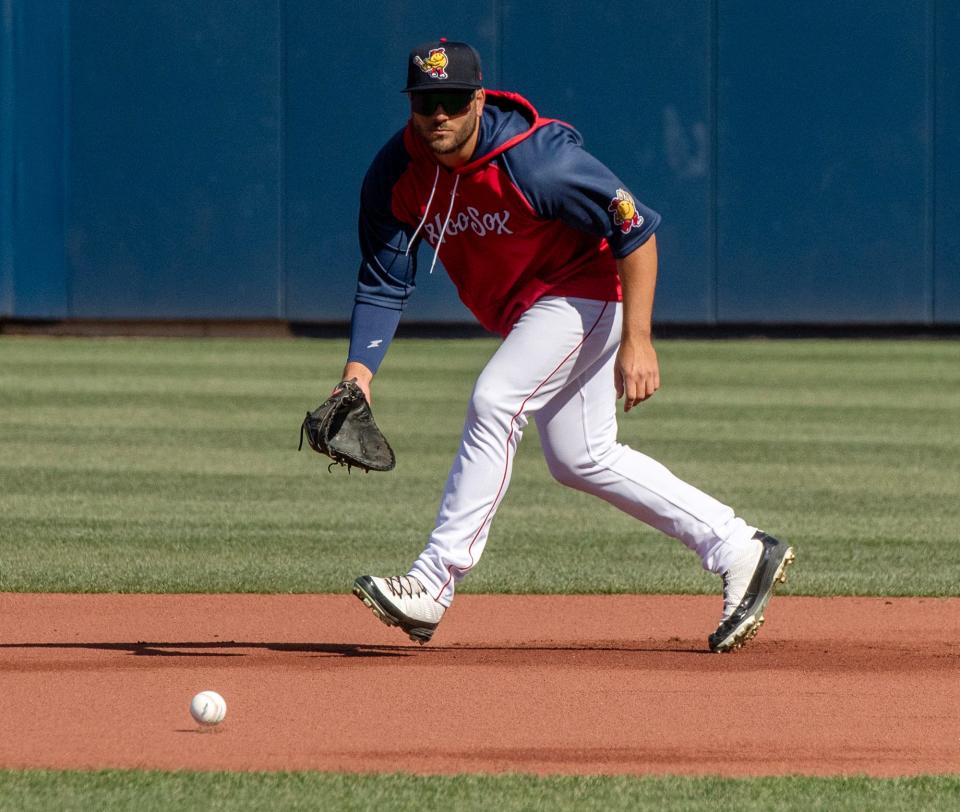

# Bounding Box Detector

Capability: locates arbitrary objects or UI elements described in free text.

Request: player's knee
[469,380,510,425]
[544,453,590,489]
[544,442,619,489]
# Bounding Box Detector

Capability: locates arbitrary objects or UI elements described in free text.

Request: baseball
[189,690,227,726]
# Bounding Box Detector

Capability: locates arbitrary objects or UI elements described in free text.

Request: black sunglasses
[410,90,475,116]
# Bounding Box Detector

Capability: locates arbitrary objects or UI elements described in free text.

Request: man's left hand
[614,336,660,412]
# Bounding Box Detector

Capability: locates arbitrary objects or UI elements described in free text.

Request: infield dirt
[0,594,957,776]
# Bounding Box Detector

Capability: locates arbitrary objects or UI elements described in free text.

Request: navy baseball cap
[403,39,483,92]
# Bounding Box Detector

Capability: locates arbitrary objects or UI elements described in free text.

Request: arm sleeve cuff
[610,210,662,258]
[347,301,402,374]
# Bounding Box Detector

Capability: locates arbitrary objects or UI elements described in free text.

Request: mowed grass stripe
[0,771,957,811]
[1,336,957,595]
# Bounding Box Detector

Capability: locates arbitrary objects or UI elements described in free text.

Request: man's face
[410,90,484,156]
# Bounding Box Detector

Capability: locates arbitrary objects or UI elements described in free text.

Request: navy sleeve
[356,130,418,309]
[349,130,417,372]
[501,123,661,258]
[347,302,401,374]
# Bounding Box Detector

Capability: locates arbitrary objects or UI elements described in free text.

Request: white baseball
[190,690,227,726]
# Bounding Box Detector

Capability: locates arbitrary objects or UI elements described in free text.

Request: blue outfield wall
[0,0,12,318]
[67,0,282,319]
[718,2,931,323]
[937,0,960,322]
[1,0,958,324]
[2,0,69,318]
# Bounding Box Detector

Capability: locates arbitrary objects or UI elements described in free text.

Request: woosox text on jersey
[423,207,514,245]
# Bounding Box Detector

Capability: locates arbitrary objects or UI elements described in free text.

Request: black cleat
[709,532,795,653]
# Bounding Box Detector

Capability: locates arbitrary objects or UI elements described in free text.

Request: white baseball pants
[409,296,757,606]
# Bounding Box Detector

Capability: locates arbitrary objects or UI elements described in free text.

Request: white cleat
[352,574,445,644]
[720,535,764,621]
[709,532,795,653]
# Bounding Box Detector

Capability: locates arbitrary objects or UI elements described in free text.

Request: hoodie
[348,91,661,372]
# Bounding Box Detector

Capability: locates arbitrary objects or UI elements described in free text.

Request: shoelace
[385,575,424,600]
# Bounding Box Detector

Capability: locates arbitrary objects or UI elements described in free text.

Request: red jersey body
[349,91,661,370]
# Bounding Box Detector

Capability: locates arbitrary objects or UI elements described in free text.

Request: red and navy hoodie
[348,91,661,372]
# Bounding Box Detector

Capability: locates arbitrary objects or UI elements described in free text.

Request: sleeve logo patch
[608,188,644,234]
[414,48,449,80]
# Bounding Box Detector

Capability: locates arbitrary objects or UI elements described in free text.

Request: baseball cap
[403,38,483,93]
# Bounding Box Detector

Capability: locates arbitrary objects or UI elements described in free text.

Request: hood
[457,90,549,174]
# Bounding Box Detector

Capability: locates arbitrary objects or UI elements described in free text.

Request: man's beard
[421,109,479,155]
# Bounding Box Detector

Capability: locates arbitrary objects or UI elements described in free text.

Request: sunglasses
[410,90,475,116]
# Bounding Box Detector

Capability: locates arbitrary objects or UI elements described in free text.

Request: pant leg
[409,297,619,606]
[534,320,757,575]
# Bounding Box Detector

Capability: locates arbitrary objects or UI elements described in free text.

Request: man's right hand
[340,361,374,403]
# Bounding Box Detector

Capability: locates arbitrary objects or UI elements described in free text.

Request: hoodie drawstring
[405,165,440,256]
[428,174,460,275]
[405,165,460,276]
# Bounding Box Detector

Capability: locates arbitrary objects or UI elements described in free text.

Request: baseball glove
[298,379,396,473]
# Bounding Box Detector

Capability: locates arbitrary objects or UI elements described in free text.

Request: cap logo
[608,189,643,234]
[414,47,449,80]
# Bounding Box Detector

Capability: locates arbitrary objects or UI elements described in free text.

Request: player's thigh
[535,339,621,471]
[473,297,619,417]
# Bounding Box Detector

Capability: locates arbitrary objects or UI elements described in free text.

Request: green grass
[0,771,957,811]
[1,336,958,595]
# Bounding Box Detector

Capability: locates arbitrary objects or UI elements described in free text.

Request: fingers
[621,374,636,413]
[331,376,373,404]
[615,342,660,412]
[354,378,373,404]
[642,367,660,400]
[621,369,660,412]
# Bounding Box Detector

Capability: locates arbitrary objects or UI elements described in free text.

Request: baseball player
[347,39,794,652]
